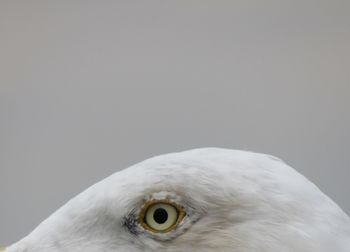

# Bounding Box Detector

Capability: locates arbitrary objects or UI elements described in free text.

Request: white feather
[6,148,350,252]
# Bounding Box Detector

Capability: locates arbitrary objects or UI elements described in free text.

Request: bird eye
[139,201,185,233]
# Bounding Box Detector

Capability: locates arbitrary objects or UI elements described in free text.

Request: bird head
[4,148,350,252]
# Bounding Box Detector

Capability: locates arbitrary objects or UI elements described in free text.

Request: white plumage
[6,148,350,251]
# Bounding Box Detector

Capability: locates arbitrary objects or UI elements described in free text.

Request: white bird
[3,148,350,252]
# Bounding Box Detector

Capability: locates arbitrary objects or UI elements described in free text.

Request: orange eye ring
[139,200,186,233]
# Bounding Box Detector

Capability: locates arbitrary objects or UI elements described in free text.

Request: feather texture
[5,148,350,252]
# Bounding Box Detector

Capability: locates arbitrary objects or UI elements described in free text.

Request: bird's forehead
[102,149,260,206]
[98,148,294,215]
[118,150,228,188]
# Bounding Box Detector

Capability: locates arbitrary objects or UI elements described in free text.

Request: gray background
[1,0,349,245]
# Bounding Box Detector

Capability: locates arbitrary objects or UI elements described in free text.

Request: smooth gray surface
[1,0,349,245]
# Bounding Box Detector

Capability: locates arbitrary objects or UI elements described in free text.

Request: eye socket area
[139,200,185,233]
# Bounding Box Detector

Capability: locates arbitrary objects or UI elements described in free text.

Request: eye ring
[139,200,186,233]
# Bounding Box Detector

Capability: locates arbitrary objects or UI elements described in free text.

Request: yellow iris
[139,200,185,233]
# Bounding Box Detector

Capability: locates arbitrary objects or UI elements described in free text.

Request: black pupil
[153,208,168,224]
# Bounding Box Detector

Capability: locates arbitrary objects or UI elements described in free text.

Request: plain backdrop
[1,0,349,245]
